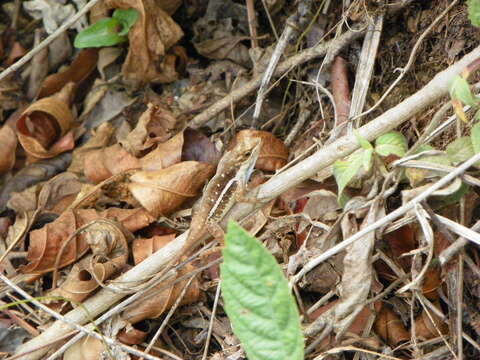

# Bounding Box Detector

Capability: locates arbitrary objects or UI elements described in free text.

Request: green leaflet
[471,122,480,153]
[74,9,139,48]
[333,149,365,200]
[221,222,304,360]
[375,131,408,157]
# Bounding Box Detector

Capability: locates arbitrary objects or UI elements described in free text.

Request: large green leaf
[468,0,480,27]
[446,137,475,164]
[333,149,365,199]
[375,131,408,157]
[221,222,304,360]
[113,8,139,36]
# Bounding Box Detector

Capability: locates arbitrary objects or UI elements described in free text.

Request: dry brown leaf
[84,144,141,183]
[182,128,221,164]
[6,41,27,65]
[128,161,215,217]
[140,131,184,171]
[373,304,410,347]
[68,122,115,174]
[123,236,200,324]
[121,103,177,156]
[415,300,448,340]
[0,125,17,174]
[117,324,149,345]
[0,152,72,213]
[16,83,75,160]
[64,336,104,360]
[231,130,289,171]
[20,208,154,275]
[102,0,184,85]
[132,234,176,264]
[50,221,130,302]
[38,49,98,98]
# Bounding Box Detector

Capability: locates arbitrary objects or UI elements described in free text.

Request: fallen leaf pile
[1,1,480,359]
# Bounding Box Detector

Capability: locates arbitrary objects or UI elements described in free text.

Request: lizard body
[184,136,262,252]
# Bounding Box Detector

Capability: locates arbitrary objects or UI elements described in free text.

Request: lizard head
[232,136,262,181]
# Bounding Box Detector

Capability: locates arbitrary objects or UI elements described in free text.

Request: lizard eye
[245,151,251,157]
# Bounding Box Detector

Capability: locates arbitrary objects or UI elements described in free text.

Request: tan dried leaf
[84,144,141,183]
[0,125,17,174]
[64,336,104,360]
[231,129,289,171]
[140,131,183,171]
[16,83,75,160]
[128,161,215,217]
[38,49,98,98]
[132,234,176,264]
[104,0,184,84]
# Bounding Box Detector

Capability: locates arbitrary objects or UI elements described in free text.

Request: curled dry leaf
[128,161,215,217]
[38,49,99,98]
[117,322,149,345]
[84,144,141,183]
[0,152,72,213]
[231,129,289,171]
[121,103,177,157]
[0,125,17,174]
[50,221,130,302]
[20,208,154,275]
[123,236,200,324]
[102,0,184,84]
[373,304,410,347]
[16,83,75,160]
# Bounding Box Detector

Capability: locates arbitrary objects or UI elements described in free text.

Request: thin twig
[201,281,222,360]
[0,0,101,83]
[246,0,258,48]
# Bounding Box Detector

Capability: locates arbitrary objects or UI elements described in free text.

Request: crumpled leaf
[221,222,304,360]
[38,49,98,98]
[0,125,17,174]
[334,200,380,337]
[193,0,251,67]
[121,103,177,157]
[84,144,141,183]
[20,207,154,274]
[99,0,184,84]
[140,131,184,171]
[128,161,215,217]
[50,220,130,302]
[122,235,199,323]
[16,83,75,160]
[132,234,176,265]
[230,130,289,171]
[414,300,448,340]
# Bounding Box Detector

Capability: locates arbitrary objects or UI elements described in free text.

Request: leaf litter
[0,1,480,359]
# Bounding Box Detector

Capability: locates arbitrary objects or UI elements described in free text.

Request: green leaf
[446,137,475,164]
[450,75,478,107]
[354,129,373,150]
[221,222,304,360]
[405,152,451,186]
[375,131,408,157]
[471,122,480,153]
[468,0,480,27]
[74,18,126,48]
[112,9,139,36]
[333,149,365,199]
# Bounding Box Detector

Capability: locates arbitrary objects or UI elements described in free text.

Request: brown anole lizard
[184,136,262,253]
